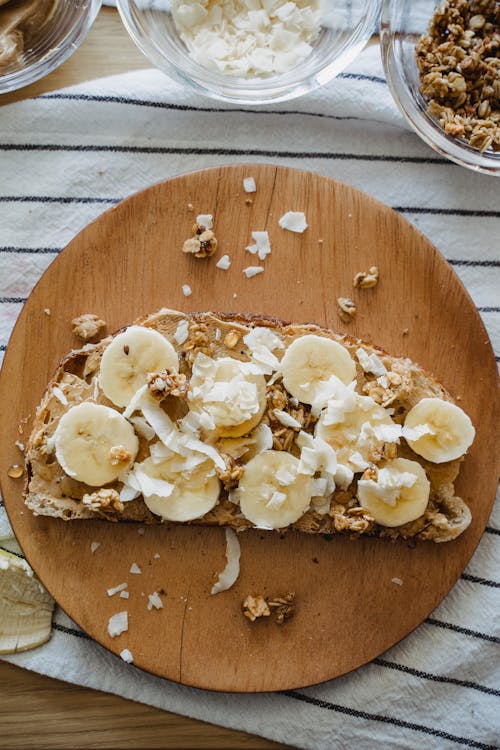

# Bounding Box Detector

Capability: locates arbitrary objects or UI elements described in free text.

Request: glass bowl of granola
[117,0,381,105]
[381,0,500,175]
[0,0,101,95]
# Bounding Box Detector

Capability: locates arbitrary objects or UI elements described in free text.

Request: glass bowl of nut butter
[0,0,101,94]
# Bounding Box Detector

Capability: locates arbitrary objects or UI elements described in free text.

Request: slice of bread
[25,309,472,542]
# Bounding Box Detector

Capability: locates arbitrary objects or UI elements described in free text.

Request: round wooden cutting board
[0,165,498,693]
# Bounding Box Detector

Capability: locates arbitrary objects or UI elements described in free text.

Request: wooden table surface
[0,8,288,749]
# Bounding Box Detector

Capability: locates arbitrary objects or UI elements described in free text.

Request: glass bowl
[381,0,500,176]
[117,0,381,105]
[0,0,102,95]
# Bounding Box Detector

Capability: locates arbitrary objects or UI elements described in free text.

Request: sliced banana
[404,398,475,463]
[315,392,397,469]
[0,549,54,654]
[100,326,179,407]
[280,334,356,405]
[54,402,138,486]
[189,354,266,438]
[136,456,220,522]
[238,450,312,529]
[357,458,430,527]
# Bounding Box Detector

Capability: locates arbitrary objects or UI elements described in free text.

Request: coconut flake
[120,591,130,599]
[129,563,142,575]
[147,591,164,611]
[107,583,128,597]
[356,348,387,376]
[153,553,161,559]
[278,211,308,233]
[273,409,301,429]
[182,284,192,297]
[123,384,148,419]
[174,319,189,345]
[243,177,256,193]
[108,611,128,637]
[130,416,156,441]
[254,423,273,454]
[215,254,231,270]
[391,577,403,586]
[246,231,271,260]
[243,266,264,278]
[215,328,221,341]
[120,648,134,663]
[52,386,68,406]
[90,541,100,554]
[211,528,241,595]
[196,214,213,229]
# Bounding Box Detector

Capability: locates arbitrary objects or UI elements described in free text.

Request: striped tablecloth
[0,44,499,750]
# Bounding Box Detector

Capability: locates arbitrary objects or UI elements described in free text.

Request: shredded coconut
[182,284,192,297]
[174,319,189,345]
[243,176,256,192]
[196,213,213,229]
[147,591,164,611]
[90,542,100,554]
[279,211,308,233]
[108,611,128,638]
[120,591,130,599]
[246,230,271,260]
[391,577,403,586]
[129,563,142,575]
[216,254,231,270]
[52,386,68,406]
[120,648,134,663]
[107,583,128,597]
[211,528,241,595]
[243,266,264,278]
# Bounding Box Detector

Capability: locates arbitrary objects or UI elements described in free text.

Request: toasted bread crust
[24,309,471,542]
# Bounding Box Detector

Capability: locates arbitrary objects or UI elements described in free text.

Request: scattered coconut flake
[130,415,156,442]
[243,177,256,193]
[107,582,128,597]
[182,284,192,297]
[273,410,301,429]
[196,214,213,229]
[216,254,231,270]
[90,542,100,554]
[147,591,164,611]
[174,319,189,345]
[137,527,145,536]
[52,386,68,406]
[44,307,51,316]
[279,211,308,233]
[108,611,128,638]
[120,648,134,663]
[129,563,142,575]
[233,292,238,299]
[153,553,161,559]
[211,528,241,595]
[243,266,264,278]
[15,440,25,452]
[120,591,129,599]
[215,328,221,341]
[246,230,271,260]
[391,577,403,586]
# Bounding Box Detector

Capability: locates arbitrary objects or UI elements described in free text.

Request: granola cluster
[182,221,218,258]
[82,488,124,519]
[147,369,188,400]
[71,313,106,341]
[416,0,500,152]
[242,592,295,624]
[265,382,316,451]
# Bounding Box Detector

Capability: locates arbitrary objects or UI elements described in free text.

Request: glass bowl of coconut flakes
[117,0,381,105]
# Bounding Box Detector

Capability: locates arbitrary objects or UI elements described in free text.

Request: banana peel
[0,548,54,654]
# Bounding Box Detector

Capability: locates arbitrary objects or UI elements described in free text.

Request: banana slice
[281,334,356,405]
[0,549,54,654]
[136,456,220,522]
[315,392,397,469]
[189,354,266,438]
[54,402,138,486]
[404,398,475,463]
[100,326,179,407]
[357,458,430,527]
[238,450,312,529]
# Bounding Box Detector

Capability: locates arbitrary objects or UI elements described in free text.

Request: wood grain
[0,662,288,749]
[0,165,498,693]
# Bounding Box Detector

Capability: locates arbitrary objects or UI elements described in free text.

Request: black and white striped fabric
[0,44,499,750]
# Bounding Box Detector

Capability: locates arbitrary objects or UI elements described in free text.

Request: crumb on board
[242,592,295,624]
[90,541,101,554]
[353,266,379,289]
[129,563,142,575]
[72,313,107,342]
[337,297,357,322]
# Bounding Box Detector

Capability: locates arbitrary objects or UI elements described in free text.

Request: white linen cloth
[0,44,499,750]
